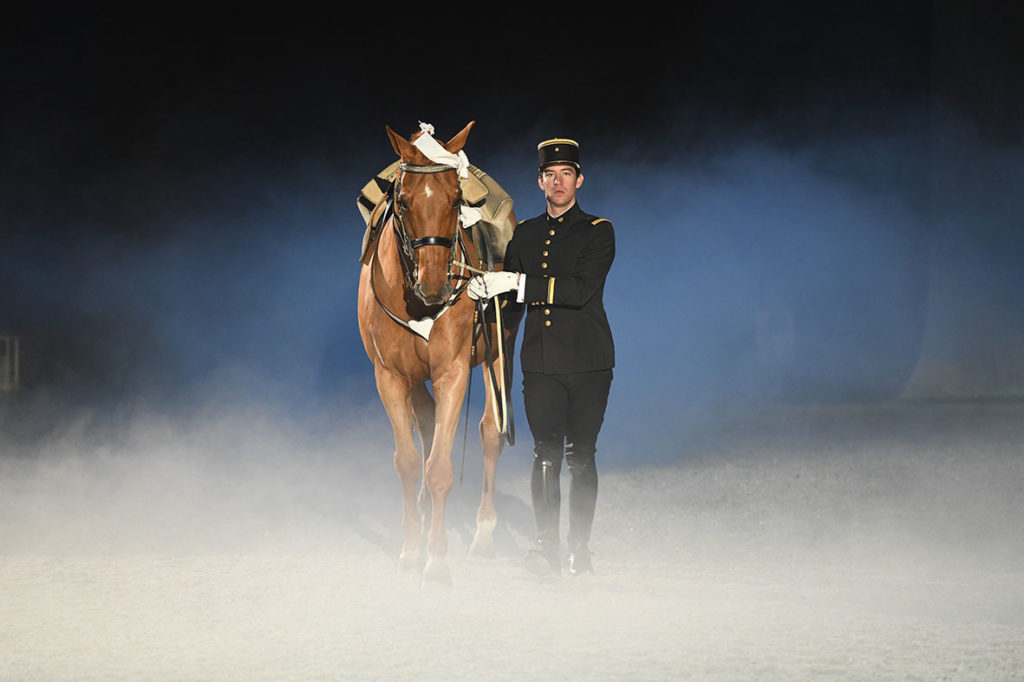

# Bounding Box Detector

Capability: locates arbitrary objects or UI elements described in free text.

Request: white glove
[467,271,522,300]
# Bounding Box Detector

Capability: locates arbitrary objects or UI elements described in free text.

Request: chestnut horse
[357,121,518,584]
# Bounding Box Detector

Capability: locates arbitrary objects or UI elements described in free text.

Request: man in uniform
[468,138,615,576]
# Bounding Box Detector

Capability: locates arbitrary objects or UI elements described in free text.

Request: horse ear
[444,121,475,154]
[386,125,413,160]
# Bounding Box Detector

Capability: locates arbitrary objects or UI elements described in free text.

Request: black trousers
[522,369,612,547]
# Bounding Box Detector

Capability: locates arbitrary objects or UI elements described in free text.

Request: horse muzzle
[413,280,453,306]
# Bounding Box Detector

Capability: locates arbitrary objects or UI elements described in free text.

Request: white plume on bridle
[411,121,481,228]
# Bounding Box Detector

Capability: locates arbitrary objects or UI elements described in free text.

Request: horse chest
[366,311,467,380]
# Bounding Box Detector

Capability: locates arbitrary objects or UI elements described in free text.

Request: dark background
[2,2,1023,455]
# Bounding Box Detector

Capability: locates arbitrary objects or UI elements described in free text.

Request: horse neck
[371,216,408,301]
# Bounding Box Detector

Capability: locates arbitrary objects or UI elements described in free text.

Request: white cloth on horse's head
[411,122,481,228]
[412,122,470,179]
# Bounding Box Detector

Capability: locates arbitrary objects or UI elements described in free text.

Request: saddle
[357,162,515,267]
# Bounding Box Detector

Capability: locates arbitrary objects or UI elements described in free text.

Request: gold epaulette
[591,218,610,226]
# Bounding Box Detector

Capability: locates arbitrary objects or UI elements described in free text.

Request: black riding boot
[566,443,597,575]
[525,449,562,575]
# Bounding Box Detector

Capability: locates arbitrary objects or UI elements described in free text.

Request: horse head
[385,121,475,306]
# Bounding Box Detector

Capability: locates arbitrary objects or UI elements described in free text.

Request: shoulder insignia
[591,218,610,226]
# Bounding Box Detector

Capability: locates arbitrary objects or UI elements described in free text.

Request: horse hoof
[469,518,496,559]
[421,558,452,587]
[467,539,496,559]
[398,551,420,575]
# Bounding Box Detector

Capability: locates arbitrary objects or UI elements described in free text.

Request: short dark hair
[538,164,580,179]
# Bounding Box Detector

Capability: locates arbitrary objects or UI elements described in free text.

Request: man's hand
[467,271,522,300]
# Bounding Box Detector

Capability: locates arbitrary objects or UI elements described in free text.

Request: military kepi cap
[537,138,581,172]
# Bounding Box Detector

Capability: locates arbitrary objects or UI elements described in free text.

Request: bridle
[390,162,468,289]
[368,161,475,339]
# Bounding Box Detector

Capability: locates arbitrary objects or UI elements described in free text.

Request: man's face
[538,164,584,211]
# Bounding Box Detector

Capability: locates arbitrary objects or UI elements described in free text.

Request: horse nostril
[414,282,450,306]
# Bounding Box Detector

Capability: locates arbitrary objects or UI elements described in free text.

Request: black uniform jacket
[503,202,615,375]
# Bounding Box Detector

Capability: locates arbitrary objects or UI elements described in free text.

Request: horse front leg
[375,366,422,574]
[420,365,469,585]
[469,366,504,558]
[410,382,436,516]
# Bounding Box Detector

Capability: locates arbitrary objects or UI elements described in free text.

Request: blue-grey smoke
[3,108,1022,465]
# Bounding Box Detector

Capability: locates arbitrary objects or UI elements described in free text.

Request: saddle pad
[356,163,514,263]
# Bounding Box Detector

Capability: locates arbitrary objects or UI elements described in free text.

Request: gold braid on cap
[537,138,579,150]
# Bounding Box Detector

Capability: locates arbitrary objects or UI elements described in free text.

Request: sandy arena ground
[1,399,1022,680]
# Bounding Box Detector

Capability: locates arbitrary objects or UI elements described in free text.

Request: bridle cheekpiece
[391,161,465,287]
[368,123,481,341]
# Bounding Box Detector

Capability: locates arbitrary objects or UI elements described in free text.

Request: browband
[400,163,455,174]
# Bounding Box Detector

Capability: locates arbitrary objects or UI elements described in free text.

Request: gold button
[558,217,564,222]
[544,320,551,327]
[544,309,550,315]
[544,239,551,245]
[549,229,555,236]
[541,263,548,268]
[542,250,549,256]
